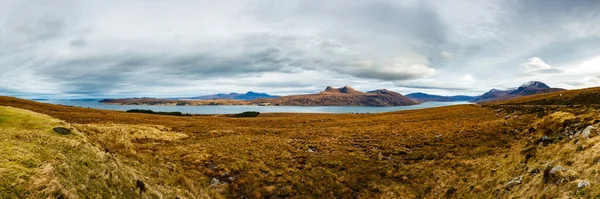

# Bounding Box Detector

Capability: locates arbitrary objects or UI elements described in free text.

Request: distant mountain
[406,92,476,102]
[472,81,564,103]
[254,86,419,106]
[490,87,600,105]
[187,91,279,100]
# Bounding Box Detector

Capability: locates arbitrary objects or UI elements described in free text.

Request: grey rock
[52,127,71,135]
[210,178,220,187]
[582,126,597,138]
[549,166,565,174]
[578,180,591,189]
[505,176,523,190]
[307,148,315,153]
[434,134,442,139]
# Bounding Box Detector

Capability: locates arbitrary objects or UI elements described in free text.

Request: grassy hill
[0,105,214,198]
[255,86,419,106]
[1,95,599,198]
[488,87,600,106]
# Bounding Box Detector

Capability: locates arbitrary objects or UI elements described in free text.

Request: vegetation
[229,111,260,118]
[0,106,213,198]
[0,92,599,198]
[126,109,192,116]
[489,87,600,106]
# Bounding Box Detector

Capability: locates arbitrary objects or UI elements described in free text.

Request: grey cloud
[2,0,600,97]
[393,83,470,91]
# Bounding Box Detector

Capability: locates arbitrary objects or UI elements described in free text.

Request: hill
[1,96,600,198]
[489,87,600,105]
[255,86,419,106]
[406,92,476,102]
[99,98,252,106]
[472,81,564,103]
[187,91,279,100]
[0,104,213,198]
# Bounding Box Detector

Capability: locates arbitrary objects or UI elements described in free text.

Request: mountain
[472,81,564,103]
[490,86,600,105]
[187,91,279,100]
[254,86,419,106]
[406,92,476,102]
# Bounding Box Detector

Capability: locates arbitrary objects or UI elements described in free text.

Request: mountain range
[100,81,564,107]
[253,86,419,106]
[185,91,279,100]
[471,81,564,103]
[405,93,476,102]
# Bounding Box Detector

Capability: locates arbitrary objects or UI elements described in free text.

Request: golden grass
[2,96,600,198]
[0,105,213,199]
[489,86,600,105]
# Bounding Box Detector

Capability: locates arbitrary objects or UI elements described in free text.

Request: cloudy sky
[1,0,600,98]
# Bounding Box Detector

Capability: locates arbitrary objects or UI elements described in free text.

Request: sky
[1,0,600,98]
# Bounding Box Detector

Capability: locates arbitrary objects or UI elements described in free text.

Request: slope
[0,105,213,199]
[255,86,419,106]
[488,87,600,106]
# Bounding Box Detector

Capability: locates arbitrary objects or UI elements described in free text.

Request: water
[39,99,471,114]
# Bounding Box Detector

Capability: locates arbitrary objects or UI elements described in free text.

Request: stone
[210,178,220,187]
[578,180,591,189]
[434,134,442,139]
[529,168,541,176]
[582,126,597,138]
[52,127,71,135]
[549,166,564,174]
[307,148,315,153]
[505,176,523,190]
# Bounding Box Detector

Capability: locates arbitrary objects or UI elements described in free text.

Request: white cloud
[460,74,476,83]
[523,57,552,72]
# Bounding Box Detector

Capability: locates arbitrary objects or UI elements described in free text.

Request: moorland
[1,85,599,198]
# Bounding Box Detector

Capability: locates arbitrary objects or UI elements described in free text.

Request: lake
[38,99,471,114]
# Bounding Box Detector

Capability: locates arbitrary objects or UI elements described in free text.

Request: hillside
[0,105,213,198]
[489,87,600,105]
[406,92,476,102]
[473,81,564,103]
[187,91,279,100]
[255,86,419,106]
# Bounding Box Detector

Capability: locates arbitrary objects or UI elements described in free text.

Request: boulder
[52,127,71,135]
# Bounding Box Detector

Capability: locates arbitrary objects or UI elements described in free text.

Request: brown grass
[488,87,600,106]
[1,96,600,198]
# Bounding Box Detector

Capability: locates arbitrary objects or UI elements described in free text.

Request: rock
[434,134,442,139]
[549,166,564,174]
[52,127,71,135]
[529,168,541,176]
[210,178,220,187]
[578,180,591,189]
[307,148,315,153]
[582,126,597,138]
[505,176,523,190]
